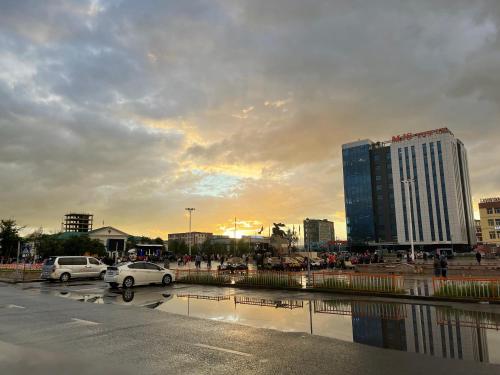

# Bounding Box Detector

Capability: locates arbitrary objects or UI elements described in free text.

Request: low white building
[88,226,129,255]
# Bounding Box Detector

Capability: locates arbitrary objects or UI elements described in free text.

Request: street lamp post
[185,208,195,257]
[305,220,311,286]
[401,179,415,262]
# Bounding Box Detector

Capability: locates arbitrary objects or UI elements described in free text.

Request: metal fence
[432,277,500,300]
[175,269,405,293]
[0,263,43,270]
[175,269,305,288]
[311,272,404,293]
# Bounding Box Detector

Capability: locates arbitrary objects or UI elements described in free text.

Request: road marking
[7,304,25,309]
[70,318,100,326]
[194,343,252,357]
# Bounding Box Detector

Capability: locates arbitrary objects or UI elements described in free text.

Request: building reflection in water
[315,300,494,363]
[170,293,497,363]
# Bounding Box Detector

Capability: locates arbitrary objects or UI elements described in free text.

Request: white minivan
[41,256,108,282]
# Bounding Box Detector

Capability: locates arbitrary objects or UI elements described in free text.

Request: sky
[0,0,499,239]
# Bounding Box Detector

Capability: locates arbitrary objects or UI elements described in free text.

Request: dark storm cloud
[0,0,499,236]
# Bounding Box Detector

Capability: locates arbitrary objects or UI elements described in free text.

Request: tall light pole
[185,208,195,256]
[305,219,311,286]
[401,179,415,261]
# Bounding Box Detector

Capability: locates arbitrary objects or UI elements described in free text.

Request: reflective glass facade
[342,142,375,244]
[371,145,397,243]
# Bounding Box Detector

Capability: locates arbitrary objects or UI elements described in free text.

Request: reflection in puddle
[54,287,500,365]
[235,296,303,309]
[155,293,500,365]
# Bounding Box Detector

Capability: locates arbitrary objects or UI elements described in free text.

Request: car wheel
[123,276,134,288]
[162,274,172,286]
[99,271,106,280]
[109,282,119,289]
[60,273,70,283]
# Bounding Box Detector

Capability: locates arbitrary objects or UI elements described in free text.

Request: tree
[153,237,164,245]
[168,239,188,255]
[63,235,106,256]
[33,234,63,259]
[0,219,22,259]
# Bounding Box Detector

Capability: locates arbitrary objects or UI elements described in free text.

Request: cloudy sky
[1,0,499,239]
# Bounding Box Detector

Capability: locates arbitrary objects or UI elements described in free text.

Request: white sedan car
[104,261,175,289]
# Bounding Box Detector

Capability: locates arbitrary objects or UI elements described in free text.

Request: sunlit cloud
[0,0,498,243]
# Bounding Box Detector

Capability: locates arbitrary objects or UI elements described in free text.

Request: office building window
[404,147,416,241]
[422,144,435,241]
[489,219,495,226]
[437,141,450,241]
[430,143,443,241]
[398,148,408,241]
[411,145,423,241]
[496,219,500,226]
[496,208,500,214]
[490,231,496,239]
[487,208,493,214]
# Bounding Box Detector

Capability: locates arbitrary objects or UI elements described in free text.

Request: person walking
[476,251,482,265]
[207,254,212,269]
[440,255,448,278]
[433,256,441,277]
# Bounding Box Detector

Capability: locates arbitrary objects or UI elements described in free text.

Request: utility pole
[305,219,311,286]
[401,179,415,261]
[185,208,195,257]
[234,217,237,255]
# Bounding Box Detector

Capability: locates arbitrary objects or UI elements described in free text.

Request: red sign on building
[391,127,452,143]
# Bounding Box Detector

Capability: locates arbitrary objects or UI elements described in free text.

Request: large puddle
[53,285,500,364]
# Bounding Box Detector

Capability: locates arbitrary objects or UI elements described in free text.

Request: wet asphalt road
[0,281,499,375]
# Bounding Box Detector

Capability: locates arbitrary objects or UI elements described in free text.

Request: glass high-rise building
[342,141,377,244]
[342,128,476,250]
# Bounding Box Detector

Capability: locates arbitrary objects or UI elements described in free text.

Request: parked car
[219,257,248,272]
[282,256,302,271]
[310,257,324,269]
[41,256,107,282]
[263,257,284,271]
[104,261,175,289]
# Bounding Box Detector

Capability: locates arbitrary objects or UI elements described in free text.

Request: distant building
[168,232,212,248]
[479,198,500,246]
[88,226,129,255]
[63,213,93,233]
[342,128,476,251]
[303,219,335,251]
[210,235,232,253]
[475,219,483,244]
[241,235,271,252]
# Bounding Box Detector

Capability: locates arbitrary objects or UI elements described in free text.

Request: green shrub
[317,276,403,293]
[235,274,301,288]
[177,273,230,286]
[434,282,500,299]
[317,277,349,289]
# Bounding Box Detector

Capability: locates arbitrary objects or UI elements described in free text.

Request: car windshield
[44,257,56,266]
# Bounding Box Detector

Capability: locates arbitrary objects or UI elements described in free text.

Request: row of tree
[168,238,258,257]
[0,219,107,261]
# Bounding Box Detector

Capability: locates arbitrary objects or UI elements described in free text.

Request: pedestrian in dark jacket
[440,256,448,278]
[433,257,441,277]
[476,251,482,265]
